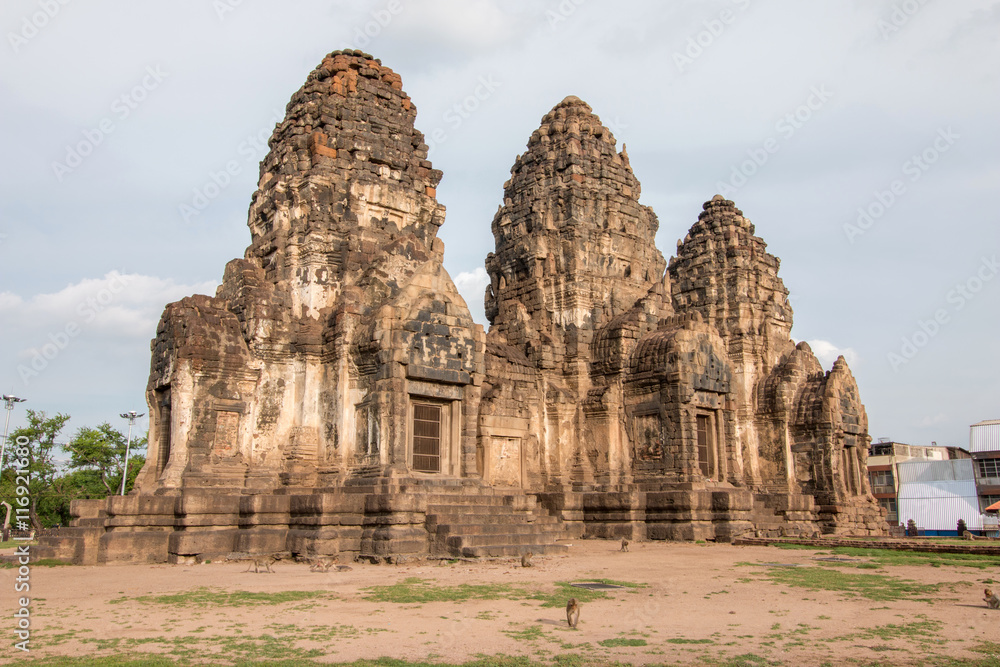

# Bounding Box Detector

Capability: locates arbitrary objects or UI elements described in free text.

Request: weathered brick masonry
[39,51,883,564]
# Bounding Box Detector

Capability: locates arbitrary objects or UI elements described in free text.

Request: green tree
[66,422,147,496]
[5,410,71,531]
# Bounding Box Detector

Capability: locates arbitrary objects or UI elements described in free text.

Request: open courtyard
[4,540,999,666]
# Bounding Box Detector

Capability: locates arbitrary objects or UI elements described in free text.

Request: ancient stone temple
[41,50,883,565]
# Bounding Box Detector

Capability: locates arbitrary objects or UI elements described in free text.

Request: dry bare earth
[3,541,999,666]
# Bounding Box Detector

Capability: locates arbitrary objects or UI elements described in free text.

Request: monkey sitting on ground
[620,538,629,552]
[521,551,534,568]
[985,588,1000,609]
[566,598,580,628]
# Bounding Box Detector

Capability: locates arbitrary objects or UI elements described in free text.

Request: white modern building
[896,459,982,535]
[867,440,968,525]
[970,420,1000,514]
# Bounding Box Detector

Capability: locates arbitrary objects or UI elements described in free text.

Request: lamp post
[119,411,144,496]
[0,395,26,475]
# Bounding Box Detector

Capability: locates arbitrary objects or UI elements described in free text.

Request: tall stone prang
[483,96,671,487]
[136,50,481,497]
[38,51,884,566]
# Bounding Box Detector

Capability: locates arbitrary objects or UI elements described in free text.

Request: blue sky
[1,0,997,449]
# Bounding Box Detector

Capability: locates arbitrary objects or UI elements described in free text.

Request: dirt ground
[3,540,999,665]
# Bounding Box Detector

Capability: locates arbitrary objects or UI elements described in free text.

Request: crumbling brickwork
[38,51,882,566]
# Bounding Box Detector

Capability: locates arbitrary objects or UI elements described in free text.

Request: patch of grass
[364,577,643,608]
[761,565,941,601]
[501,625,547,642]
[528,583,607,608]
[110,587,333,607]
[364,578,524,604]
[773,543,822,551]
[598,638,647,647]
[665,637,713,644]
[0,539,37,549]
[830,618,942,643]
[26,557,75,566]
[831,546,1000,570]
[774,542,1000,570]
[707,653,780,666]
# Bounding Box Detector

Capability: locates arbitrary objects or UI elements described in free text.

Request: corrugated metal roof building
[970,420,1000,453]
[897,459,982,532]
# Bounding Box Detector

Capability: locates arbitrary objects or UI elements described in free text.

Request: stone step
[428,513,533,526]
[425,494,536,507]
[458,543,569,558]
[429,515,561,530]
[427,503,527,516]
[446,532,565,549]
[436,522,558,537]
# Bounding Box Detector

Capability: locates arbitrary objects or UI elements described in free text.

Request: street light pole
[0,395,26,475]
[119,411,144,496]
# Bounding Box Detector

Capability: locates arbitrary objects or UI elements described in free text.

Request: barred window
[412,403,441,473]
[696,414,711,478]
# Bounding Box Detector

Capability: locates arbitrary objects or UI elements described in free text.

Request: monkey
[521,551,534,568]
[310,556,335,573]
[986,588,1000,609]
[247,556,277,573]
[566,598,580,628]
[620,538,629,552]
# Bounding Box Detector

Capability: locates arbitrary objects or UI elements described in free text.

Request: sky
[0,0,997,451]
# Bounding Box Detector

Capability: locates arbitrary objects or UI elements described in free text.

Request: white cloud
[1,272,219,347]
[807,339,859,370]
[453,266,490,326]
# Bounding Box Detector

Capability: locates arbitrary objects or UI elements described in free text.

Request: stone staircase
[425,487,569,558]
[750,493,820,538]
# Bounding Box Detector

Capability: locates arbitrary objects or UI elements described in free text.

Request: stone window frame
[695,412,714,479]
[406,381,463,477]
[412,402,443,473]
[692,408,725,481]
